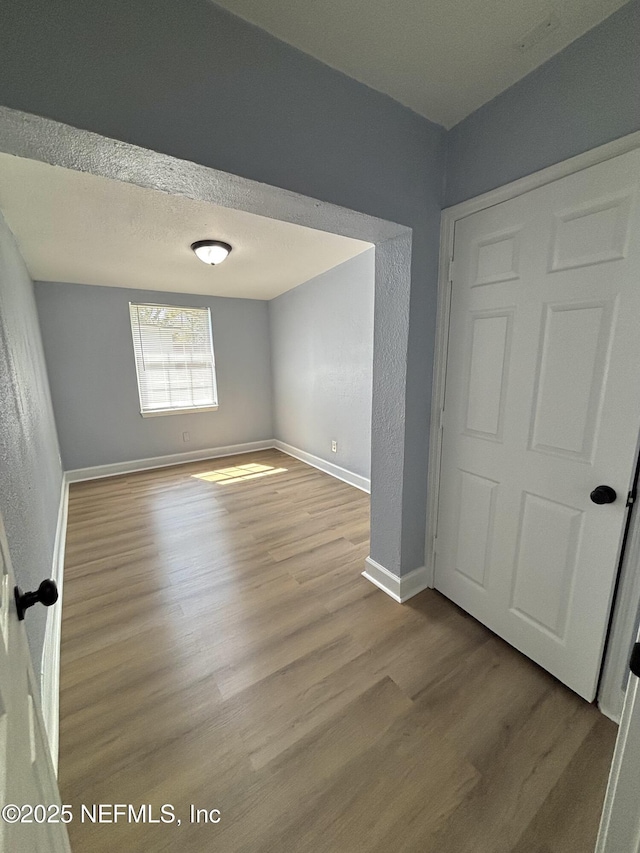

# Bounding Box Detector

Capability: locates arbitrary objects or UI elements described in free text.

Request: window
[129,303,218,417]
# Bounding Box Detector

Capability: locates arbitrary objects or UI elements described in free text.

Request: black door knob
[14,579,59,621]
[590,485,617,505]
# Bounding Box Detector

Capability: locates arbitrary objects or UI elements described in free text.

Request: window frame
[129,301,219,418]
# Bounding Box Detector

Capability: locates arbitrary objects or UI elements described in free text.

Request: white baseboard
[362,556,431,603]
[65,439,371,493]
[41,475,69,773]
[273,440,370,493]
[65,440,275,483]
[599,698,623,725]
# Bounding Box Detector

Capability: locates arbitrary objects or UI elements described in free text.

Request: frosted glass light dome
[191,240,232,265]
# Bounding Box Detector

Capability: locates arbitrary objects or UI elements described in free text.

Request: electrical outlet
[183,431,190,443]
[331,440,337,453]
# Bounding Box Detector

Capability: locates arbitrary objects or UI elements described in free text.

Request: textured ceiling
[0,154,371,300]
[212,0,628,128]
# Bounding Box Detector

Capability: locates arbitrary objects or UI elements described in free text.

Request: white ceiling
[0,154,371,300]
[212,0,628,128]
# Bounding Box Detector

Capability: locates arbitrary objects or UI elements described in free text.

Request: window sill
[140,406,219,418]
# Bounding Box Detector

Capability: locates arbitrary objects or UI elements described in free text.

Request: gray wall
[269,251,375,480]
[445,0,640,206]
[0,214,63,670]
[34,282,273,471]
[0,0,446,575]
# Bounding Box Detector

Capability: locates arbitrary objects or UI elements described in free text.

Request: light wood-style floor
[59,449,616,852]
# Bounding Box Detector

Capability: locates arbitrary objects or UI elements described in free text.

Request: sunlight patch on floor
[192,463,288,484]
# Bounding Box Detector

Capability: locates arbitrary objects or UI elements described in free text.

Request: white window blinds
[129,303,218,416]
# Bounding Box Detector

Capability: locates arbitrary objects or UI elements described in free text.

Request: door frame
[426,129,640,719]
[596,625,640,852]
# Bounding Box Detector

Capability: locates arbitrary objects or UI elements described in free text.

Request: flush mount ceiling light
[191,239,232,265]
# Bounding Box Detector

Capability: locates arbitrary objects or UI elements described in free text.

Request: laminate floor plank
[512,715,618,853]
[58,450,615,852]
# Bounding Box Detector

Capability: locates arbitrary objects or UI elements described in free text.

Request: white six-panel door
[435,148,640,701]
[0,511,71,851]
